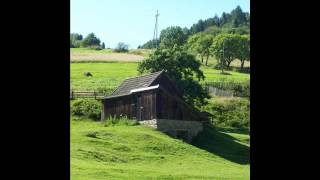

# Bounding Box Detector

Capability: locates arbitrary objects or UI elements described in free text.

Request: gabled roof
[110,70,164,96]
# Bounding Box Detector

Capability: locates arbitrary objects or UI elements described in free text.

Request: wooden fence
[70,90,104,100]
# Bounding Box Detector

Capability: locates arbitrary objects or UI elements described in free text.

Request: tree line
[70,33,105,49]
[139,5,249,49]
[70,33,130,52]
[187,5,249,35]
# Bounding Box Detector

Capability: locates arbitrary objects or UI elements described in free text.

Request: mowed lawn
[71,119,250,180]
[71,62,250,92]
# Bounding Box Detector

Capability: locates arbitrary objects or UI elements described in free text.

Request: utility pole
[153,10,160,49]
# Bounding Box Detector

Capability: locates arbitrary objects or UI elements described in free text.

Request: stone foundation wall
[139,119,157,128]
[139,119,203,142]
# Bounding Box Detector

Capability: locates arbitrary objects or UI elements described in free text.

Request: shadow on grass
[214,126,249,135]
[234,67,250,74]
[192,125,250,165]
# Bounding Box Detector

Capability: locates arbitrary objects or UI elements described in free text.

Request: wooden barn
[101,70,209,141]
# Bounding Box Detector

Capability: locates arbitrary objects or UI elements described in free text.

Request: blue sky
[71,0,250,49]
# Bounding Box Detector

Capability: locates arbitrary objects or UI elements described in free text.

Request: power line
[153,10,159,49]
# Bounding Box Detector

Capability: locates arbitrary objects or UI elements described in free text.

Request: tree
[188,33,214,66]
[138,46,209,107]
[212,34,239,73]
[159,26,187,49]
[213,15,221,27]
[235,35,250,70]
[81,33,101,48]
[220,12,232,27]
[70,33,83,41]
[101,42,105,49]
[230,6,247,27]
[70,33,83,48]
[114,42,129,52]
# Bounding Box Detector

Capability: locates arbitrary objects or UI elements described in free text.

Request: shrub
[71,99,101,120]
[203,98,250,130]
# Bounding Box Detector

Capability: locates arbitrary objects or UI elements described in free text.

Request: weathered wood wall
[104,90,157,120]
[103,88,204,122]
[104,95,134,119]
[156,90,201,121]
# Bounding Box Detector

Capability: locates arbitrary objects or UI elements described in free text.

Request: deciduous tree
[159,26,187,49]
[138,46,209,107]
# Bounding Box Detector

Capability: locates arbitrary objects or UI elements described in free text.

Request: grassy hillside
[71,62,250,92]
[71,118,250,179]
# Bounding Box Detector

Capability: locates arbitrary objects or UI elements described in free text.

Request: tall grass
[104,116,139,126]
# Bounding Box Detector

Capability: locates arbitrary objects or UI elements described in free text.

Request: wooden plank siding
[103,88,205,122]
[104,90,158,121]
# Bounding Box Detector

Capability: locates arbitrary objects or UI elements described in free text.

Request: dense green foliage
[211,33,250,73]
[71,99,101,120]
[71,118,250,179]
[187,33,214,66]
[70,33,83,48]
[71,33,104,49]
[138,46,209,107]
[159,26,188,49]
[235,35,250,70]
[140,6,249,49]
[81,33,101,48]
[203,98,250,130]
[114,42,129,52]
[189,6,249,35]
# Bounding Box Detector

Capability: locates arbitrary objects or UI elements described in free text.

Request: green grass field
[71,118,250,179]
[71,62,250,92]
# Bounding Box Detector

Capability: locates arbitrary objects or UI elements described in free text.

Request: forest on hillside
[139,6,249,49]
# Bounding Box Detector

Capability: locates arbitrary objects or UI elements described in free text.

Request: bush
[203,98,250,130]
[71,99,101,120]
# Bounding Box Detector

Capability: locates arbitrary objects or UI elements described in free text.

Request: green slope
[71,118,250,179]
